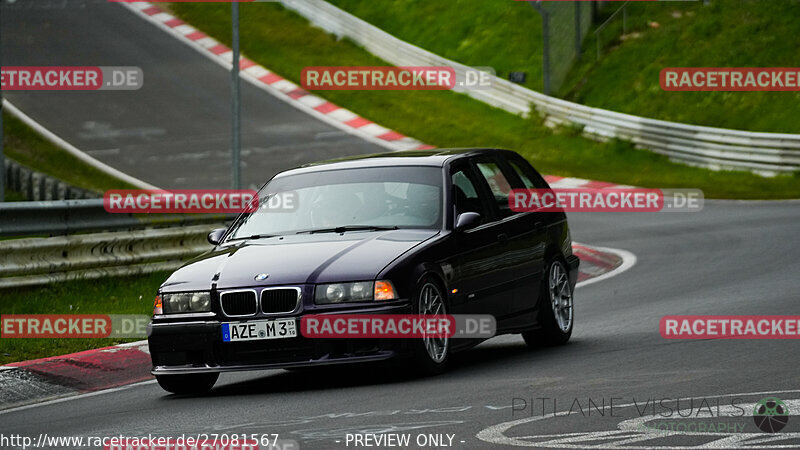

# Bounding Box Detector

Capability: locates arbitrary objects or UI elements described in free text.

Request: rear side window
[509,160,537,189]
[475,162,514,218]
[508,158,549,189]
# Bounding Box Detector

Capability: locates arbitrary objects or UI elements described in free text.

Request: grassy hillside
[329,0,800,134]
[562,0,800,133]
[329,0,546,92]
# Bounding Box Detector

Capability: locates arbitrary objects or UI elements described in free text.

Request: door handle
[534,221,544,229]
[497,233,509,243]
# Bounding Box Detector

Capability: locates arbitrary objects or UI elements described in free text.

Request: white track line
[574,244,637,289]
[0,380,158,416]
[3,99,159,190]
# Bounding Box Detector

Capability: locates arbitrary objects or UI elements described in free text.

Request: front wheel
[523,258,574,347]
[155,373,219,395]
[411,278,449,375]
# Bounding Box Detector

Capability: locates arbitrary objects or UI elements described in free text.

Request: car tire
[411,277,450,376]
[522,257,574,347]
[155,373,219,395]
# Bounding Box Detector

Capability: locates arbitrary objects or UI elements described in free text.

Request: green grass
[0,272,169,364]
[168,3,800,199]
[561,0,800,133]
[329,0,547,92]
[2,112,139,196]
[2,189,26,202]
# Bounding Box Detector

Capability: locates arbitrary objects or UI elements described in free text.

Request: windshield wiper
[226,233,281,242]
[295,225,399,235]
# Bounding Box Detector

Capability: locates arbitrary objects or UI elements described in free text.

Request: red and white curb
[0,341,151,410]
[543,175,634,190]
[119,1,433,153]
[573,243,636,288]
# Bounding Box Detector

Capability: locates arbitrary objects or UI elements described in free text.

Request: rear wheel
[523,258,573,347]
[411,278,449,375]
[155,373,218,395]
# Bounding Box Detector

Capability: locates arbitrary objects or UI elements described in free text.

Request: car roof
[278,148,515,177]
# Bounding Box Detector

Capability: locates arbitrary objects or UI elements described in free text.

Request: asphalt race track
[3,200,799,449]
[1,0,383,189]
[2,1,800,449]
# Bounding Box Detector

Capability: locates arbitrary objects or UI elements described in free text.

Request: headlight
[160,292,212,314]
[314,280,398,304]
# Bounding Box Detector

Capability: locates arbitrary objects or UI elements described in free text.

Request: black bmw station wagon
[148,149,579,394]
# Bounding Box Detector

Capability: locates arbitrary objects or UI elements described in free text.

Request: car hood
[161,229,439,292]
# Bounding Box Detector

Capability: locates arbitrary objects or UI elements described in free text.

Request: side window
[475,161,514,218]
[508,160,537,189]
[452,171,478,199]
[508,158,548,189]
[451,167,488,223]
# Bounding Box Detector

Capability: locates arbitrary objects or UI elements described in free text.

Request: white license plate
[222,319,297,342]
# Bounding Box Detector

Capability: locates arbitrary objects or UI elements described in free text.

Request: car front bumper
[148,302,412,375]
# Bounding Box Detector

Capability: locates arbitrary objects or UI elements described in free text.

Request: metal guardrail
[0,225,218,289]
[279,0,800,175]
[4,158,97,202]
[0,199,235,237]
[0,199,234,288]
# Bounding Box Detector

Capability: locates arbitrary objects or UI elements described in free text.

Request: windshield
[227,166,443,239]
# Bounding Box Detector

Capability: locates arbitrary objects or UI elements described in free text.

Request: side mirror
[207,228,227,246]
[455,212,481,231]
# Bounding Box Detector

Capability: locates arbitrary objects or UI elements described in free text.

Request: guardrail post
[37,174,46,201]
[575,2,582,59]
[529,2,551,95]
[12,163,20,193]
[231,3,242,190]
[25,169,34,201]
